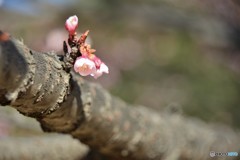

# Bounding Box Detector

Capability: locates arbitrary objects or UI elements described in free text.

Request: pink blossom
[65,15,78,35]
[89,55,109,79]
[65,15,109,79]
[74,57,96,76]
[91,62,109,79]
[74,56,109,79]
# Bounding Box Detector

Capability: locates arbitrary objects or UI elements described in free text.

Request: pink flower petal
[91,63,109,79]
[65,15,78,35]
[99,63,109,74]
[74,57,96,76]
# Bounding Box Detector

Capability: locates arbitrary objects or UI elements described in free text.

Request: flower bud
[65,15,78,35]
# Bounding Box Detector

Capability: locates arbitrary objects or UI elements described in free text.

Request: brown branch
[0,36,240,160]
[0,135,88,160]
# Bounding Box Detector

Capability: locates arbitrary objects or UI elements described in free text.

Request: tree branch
[0,36,239,160]
[0,135,88,160]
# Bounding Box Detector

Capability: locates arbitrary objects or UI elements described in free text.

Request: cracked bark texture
[0,37,240,160]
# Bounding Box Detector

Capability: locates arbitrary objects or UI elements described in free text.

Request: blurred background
[1,0,240,140]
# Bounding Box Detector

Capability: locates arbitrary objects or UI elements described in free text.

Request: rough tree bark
[0,35,239,160]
